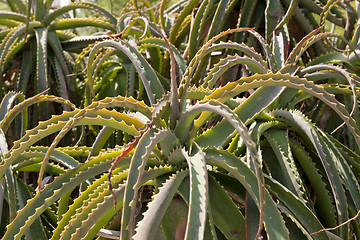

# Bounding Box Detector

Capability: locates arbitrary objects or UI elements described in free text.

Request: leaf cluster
[0,0,359,240]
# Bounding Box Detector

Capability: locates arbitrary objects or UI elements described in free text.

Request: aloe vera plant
[0,0,359,239]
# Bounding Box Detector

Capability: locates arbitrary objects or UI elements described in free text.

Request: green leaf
[34,27,49,120]
[87,126,115,159]
[197,73,360,148]
[265,0,282,39]
[169,0,201,43]
[264,129,307,201]
[0,92,25,123]
[15,178,47,240]
[208,175,245,239]
[203,54,267,89]
[0,94,74,133]
[195,85,284,148]
[265,176,330,240]
[271,109,349,239]
[204,0,230,42]
[272,28,288,69]
[43,2,117,26]
[204,148,290,239]
[289,139,337,228]
[88,40,165,105]
[0,22,42,76]
[133,170,188,240]
[274,0,298,32]
[57,169,128,240]
[51,18,116,32]
[15,162,66,175]
[47,30,72,94]
[188,0,215,60]
[121,128,177,239]
[139,37,187,75]
[51,167,127,240]
[181,146,208,240]
[0,11,27,23]
[2,148,131,239]
[15,146,79,168]
[6,0,26,14]
[318,131,360,212]
[161,197,188,240]
[0,106,144,180]
[82,166,177,240]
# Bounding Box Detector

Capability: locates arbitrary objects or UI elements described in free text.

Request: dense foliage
[0,0,359,239]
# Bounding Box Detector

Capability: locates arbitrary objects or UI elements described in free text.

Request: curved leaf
[121,128,178,239]
[88,40,165,105]
[204,148,290,240]
[181,146,208,240]
[43,2,117,26]
[133,170,188,240]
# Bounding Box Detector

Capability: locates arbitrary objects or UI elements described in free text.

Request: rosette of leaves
[0,1,360,240]
[0,0,117,125]
[0,20,359,240]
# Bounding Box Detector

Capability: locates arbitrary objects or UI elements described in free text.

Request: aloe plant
[0,0,359,239]
[0,27,358,239]
[0,0,117,130]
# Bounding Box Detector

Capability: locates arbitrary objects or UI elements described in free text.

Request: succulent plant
[0,0,359,240]
[0,0,117,131]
